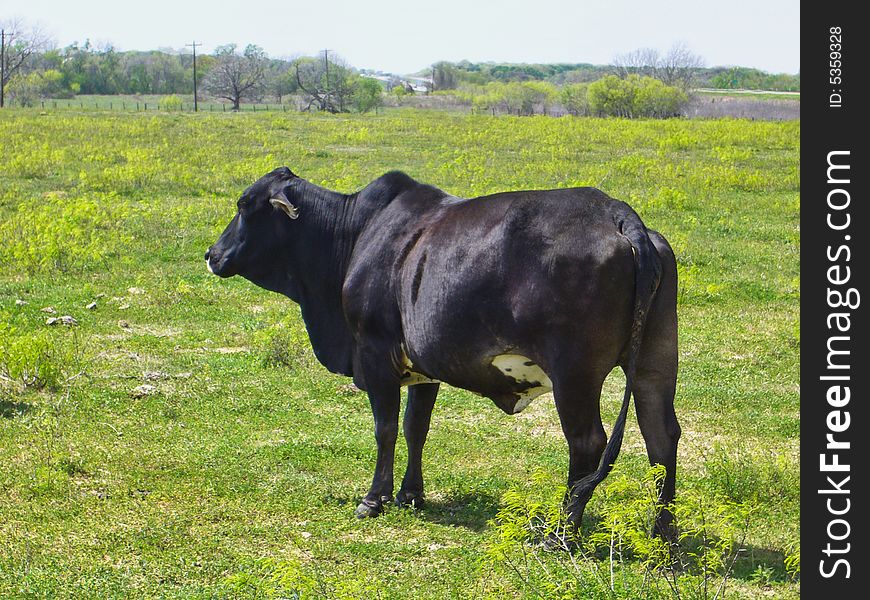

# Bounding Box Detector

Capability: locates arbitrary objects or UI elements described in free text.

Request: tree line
[1,21,385,112]
[427,45,798,92]
[1,20,797,117]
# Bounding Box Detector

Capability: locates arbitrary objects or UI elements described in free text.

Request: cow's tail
[569,210,663,505]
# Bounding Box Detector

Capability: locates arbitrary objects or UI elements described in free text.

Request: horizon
[8,0,800,76]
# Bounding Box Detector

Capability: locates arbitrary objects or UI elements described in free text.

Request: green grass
[0,109,799,598]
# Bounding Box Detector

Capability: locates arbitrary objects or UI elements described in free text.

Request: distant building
[360,72,430,94]
[405,77,432,93]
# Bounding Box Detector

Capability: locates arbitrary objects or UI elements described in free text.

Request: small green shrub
[784,544,800,581]
[485,467,764,599]
[702,443,799,505]
[0,322,74,391]
[253,318,313,369]
[677,264,726,304]
[222,556,314,598]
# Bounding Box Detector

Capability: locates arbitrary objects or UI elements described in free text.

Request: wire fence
[35,99,294,112]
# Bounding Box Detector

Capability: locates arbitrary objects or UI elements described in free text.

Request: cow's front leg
[355,381,401,518]
[396,383,439,508]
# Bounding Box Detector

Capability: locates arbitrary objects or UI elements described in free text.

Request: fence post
[145,103,148,111]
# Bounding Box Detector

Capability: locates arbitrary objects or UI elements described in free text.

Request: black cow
[206,167,680,537]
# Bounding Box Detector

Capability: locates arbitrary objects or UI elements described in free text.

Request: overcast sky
[8,0,800,74]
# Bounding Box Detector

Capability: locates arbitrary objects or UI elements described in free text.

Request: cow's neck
[281,179,376,377]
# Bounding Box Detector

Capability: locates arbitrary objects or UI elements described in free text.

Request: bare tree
[293,51,356,113]
[659,42,705,90]
[613,42,704,91]
[203,43,268,110]
[1,19,50,107]
[613,47,660,79]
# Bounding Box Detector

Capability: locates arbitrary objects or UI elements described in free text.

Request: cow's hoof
[540,533,578,552]
[354,496,390,519]
[653,517,679,544]
[395,491,424,509]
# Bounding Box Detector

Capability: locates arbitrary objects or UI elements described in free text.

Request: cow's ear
[270,191,299,220]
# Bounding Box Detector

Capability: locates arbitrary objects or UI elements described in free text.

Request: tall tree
[204,44,268,110]
[432,61,458,90]
[1,19,49,107]
[271,69,298,104]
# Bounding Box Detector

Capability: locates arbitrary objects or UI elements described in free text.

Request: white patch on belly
[492,354,553,413]
[398,348,439,386]
[206,259,214,274]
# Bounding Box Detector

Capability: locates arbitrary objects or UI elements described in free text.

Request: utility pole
[323,48,330,110]
[186,40,201,111]
[1,29,8,108]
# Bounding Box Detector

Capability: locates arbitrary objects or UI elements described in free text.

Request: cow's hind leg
[551,371,608,536]
[635,232,680,539]
[634,364,680,539]
[396,383,439,508]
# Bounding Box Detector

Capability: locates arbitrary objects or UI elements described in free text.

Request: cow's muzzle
[205,247,234,277]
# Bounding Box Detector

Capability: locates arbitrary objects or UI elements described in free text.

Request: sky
[5,0,800,75]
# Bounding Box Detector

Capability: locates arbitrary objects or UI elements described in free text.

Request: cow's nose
[204,248,211,261]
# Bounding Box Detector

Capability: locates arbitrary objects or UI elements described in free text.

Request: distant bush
[160,95,183,111]
[561,83,590,116]
[6,70,74,106]
[633,77,688,118]
[353,78,384,113]
[588,75,687,118]
[709,67,800,92]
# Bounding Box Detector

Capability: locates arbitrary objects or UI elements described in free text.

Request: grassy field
[0,109,799,598]
[696,90,800,101]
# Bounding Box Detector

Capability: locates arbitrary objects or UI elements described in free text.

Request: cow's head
[206,166,300,292]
